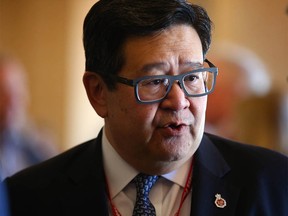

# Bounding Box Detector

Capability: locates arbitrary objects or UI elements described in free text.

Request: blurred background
[0,0,287,163]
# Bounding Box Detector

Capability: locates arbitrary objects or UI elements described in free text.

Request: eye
[184,74,200,82]
[140,78,168,86]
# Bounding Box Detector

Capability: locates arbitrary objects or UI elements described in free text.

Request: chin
[156,144,193,163]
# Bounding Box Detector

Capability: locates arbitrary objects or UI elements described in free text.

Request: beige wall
[0,0,287,150]
[64,0,104,149]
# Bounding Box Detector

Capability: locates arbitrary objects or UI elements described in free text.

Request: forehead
[121,25,203,74]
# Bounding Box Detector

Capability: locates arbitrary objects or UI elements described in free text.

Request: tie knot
[134,173,159,196]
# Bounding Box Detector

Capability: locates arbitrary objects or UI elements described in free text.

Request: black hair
[83,0,212,89]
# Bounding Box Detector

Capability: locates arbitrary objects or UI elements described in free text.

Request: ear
[82,71,108,118]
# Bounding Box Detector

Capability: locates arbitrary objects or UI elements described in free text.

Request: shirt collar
[102,128,193,198]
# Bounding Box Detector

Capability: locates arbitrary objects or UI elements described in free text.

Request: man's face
[104,25,207,174]
[0,71,10,129]
[0,63,27,130]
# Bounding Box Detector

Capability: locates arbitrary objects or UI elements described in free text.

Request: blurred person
[0,168,9,216]
[0,182,10,216]
[205,42,272,142]
[235,90,288,152]
[0,54,58,180]
[205,42,288,152]
[0,169,10,216]
[2,1,288,216]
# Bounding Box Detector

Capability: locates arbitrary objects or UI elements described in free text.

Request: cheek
[190,96,207,127]
[126,105,157,129]
[190,96,207,115]
[111,90,157,128]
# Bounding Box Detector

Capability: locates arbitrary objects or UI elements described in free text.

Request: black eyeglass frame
[114,59,218,104]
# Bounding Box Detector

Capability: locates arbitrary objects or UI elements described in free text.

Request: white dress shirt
[102,129,192,216]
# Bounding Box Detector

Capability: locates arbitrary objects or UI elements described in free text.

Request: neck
[131,154,193,175]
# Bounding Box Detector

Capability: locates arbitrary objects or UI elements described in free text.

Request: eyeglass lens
[137,70,215,102]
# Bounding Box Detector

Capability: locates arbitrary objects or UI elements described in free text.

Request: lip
[159,123,190,137]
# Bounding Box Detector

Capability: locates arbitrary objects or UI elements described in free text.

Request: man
[3,0,288,215]
[205,42,271,142]
[0,171,10,216]
[0,54,58,180]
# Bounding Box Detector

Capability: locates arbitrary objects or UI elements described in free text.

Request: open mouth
[160,122,189,136]
[169,124,182,129]
[167,123,186,131]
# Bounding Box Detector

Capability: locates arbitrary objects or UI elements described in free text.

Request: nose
[160,81,190,110]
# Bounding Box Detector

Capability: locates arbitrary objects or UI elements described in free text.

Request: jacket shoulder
[204,133,288,182]
[205,133,287,162]
[4,138,98,187]
[200,133,288,215]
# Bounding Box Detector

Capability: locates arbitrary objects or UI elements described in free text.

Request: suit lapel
[62,130,109,215]
[191,134,241,216]
[53,131,241,215]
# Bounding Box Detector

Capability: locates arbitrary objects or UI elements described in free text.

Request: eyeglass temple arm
[115,76,134,86]
[204,59,216,68]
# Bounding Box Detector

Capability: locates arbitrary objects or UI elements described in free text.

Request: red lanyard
[174,158,194,216]
[106,158,194,216]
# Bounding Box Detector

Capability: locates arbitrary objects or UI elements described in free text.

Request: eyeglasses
[114,59,218,104]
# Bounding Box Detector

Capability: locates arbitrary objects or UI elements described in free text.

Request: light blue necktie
[132,173,159,216]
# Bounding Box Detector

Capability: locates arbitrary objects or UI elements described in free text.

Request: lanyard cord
[174,157,194,216]
[106,158,194,216]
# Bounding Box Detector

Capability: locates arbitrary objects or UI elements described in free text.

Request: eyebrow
[140,62,168,73]
[182,61,203,68]
[139,61,203,73]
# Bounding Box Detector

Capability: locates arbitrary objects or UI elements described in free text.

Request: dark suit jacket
[3,131,288,216]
